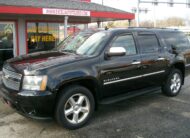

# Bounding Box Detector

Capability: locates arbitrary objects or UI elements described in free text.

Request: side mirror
[170,44,178,54]
[106,47,126,57]
[171,44,177,50]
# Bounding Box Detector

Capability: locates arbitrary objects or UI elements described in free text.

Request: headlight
[22,76,48,91]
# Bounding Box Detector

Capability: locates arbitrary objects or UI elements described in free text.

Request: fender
[47,69,101,100]
[170,60,185,68]
[168,53,185,69]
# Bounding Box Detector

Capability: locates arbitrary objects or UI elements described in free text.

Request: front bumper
[0,83,56,119]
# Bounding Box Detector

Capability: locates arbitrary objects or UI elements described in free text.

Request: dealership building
[0,0,135,67]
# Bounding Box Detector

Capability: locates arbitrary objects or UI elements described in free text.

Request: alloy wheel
[170,73,181,94]
[64,93,90,124]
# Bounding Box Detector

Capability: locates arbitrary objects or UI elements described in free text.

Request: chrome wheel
[64,93,90,124]
[170,73,181,94]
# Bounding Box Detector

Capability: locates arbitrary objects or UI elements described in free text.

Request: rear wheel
[162,69,183,97]
[55,85,95,129]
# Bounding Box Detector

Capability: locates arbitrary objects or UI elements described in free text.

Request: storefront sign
[43,8,90,17]
[30,35,55,42]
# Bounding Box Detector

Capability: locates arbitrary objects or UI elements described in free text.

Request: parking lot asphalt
[0,77,190,138]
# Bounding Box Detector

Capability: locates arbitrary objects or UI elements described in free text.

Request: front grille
[2,68,22,91]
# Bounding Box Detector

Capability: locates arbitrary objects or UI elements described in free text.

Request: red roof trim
[0,6,42,14]
[0,6,135,19]
[91,11,135,20]
[72,0,91,2]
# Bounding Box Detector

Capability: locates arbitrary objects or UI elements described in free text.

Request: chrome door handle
[157,57,165,61]
[132,61,141,65]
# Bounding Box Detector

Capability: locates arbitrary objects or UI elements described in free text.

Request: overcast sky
[92,0,190,24]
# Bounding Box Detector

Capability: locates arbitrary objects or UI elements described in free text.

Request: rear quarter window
[161,32,190,50]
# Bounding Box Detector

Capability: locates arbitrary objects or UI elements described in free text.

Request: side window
[111,34,137,56]
[138,34,159,53]
[162,32,190,50]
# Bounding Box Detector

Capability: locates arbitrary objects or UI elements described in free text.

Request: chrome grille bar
[2,68,22,91]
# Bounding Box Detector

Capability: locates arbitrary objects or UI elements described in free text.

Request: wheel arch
[171,61,185,84]
[55,77,100,110]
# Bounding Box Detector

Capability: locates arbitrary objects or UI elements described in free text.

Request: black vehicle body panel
[0,83,55,119]
[0,28,190,119]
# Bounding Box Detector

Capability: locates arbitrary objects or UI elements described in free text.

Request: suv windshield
[56,31,109,56]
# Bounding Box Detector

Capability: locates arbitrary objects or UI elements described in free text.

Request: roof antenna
[105,26,109,30]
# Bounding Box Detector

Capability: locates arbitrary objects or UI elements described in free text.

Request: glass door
[0,22,16,69]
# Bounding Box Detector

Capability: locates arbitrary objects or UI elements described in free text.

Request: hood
[6,51,87,73]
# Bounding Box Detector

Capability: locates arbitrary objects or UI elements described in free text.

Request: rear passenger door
[137,32,168,86]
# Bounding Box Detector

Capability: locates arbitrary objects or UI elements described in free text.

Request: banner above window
[43,8,90,16]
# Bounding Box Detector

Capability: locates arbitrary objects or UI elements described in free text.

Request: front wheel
[162,69,183,97]
[55,85,95,129]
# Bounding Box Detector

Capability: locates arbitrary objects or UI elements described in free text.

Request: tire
[162,69,183,97]
[55,85,95,130]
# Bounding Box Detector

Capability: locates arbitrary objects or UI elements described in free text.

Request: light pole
[101,0,104,28]
[134,6,149,27]
[153,1,157,27]
[137,0,140,27]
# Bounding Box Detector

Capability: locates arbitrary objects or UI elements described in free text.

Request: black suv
[1,28,190,129]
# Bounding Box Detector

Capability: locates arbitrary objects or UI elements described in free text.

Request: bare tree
[157,17,185,27]
[105,17,185,28]
[140,21,154,27]
[107,21,115,28]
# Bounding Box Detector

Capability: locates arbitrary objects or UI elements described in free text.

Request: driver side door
[99,33,144,98]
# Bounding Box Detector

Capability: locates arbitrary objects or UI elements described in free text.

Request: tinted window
[161,32,190,50]
[111,34,137,55]
[138,34,159,53]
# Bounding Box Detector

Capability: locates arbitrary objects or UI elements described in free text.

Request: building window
[27,22,83,53]
[0,22,16,68]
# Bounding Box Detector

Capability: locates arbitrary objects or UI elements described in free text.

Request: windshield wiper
[60,49,76,54]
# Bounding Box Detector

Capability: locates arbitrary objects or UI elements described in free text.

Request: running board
[99,87,161,105]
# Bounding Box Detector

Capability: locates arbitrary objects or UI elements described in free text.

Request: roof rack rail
[128,27,179,30]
